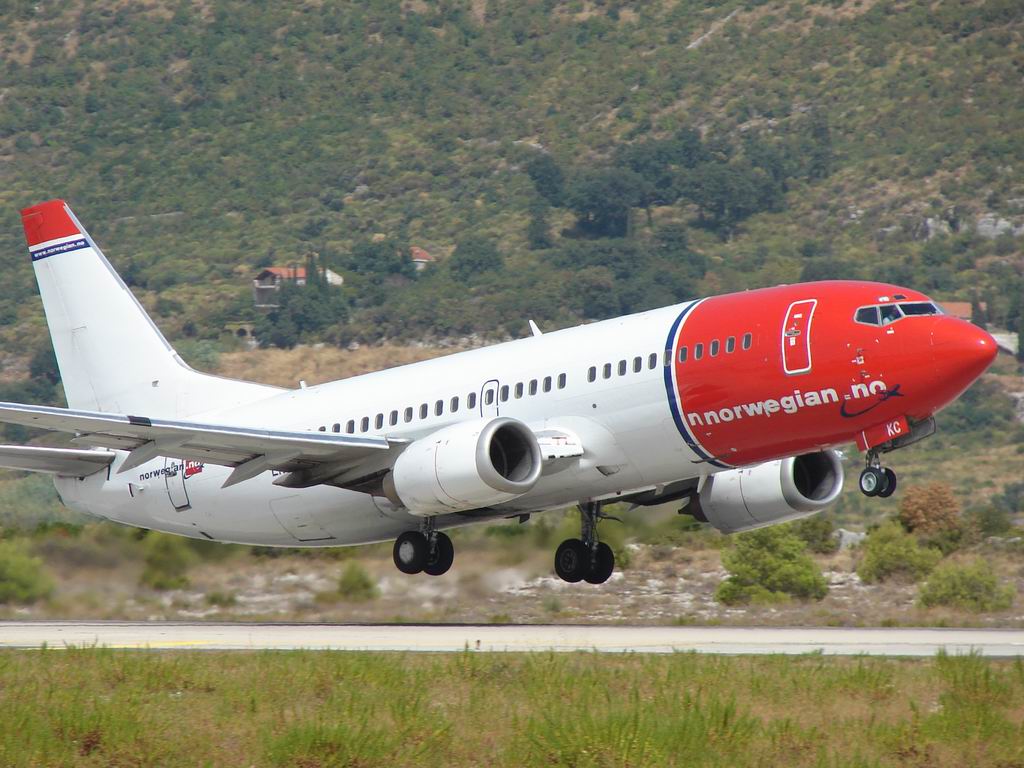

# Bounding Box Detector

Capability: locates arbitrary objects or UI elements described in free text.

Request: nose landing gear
[553,501,616,584]
[393,519,454,576]
[859,451,897,498]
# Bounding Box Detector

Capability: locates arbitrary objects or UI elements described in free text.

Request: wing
[0,445,115,476]
[0,402,390,488]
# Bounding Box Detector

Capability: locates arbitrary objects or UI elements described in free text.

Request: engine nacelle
[696,450,844,533]
[385,417,543,515]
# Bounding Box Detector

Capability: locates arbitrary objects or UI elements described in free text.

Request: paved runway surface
[1,622,1022,656]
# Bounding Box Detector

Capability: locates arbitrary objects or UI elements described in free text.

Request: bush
[716,526,827,605]
[140,533,196,590]
[789,515,839,554]
[964,506,1013,538]
[857,522,942,584]
[898,483,960,535]
[918,560,1015,612]
[337,561,378,602]
[0,539,53,604]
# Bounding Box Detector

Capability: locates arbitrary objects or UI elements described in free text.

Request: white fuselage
[57,303,708,546]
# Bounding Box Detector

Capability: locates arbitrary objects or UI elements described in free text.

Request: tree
[898,483,961,535]
[526,199,553,250]
[448,235,502,282]
[525,153,565,206]
[857,521,942,584]
[716,526,828,604]
[563,167,643,237]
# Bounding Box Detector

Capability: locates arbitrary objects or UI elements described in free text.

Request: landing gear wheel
[859,467,885,497]
[554,539,589,583]
[393,531,428,574]
[423,532,454,576]
[584,542,615,585]
[877,468,898,498]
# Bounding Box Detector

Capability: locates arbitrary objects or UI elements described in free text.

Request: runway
[1,622,1022,656]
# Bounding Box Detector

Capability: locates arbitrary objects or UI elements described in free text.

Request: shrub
[0,539,54,604]
[857,522,942,584]
[964,506,1013,538]
[337,561,378,602]
[898,483,960,535]
[789,515,839,554]
[140,533,196,590]
[919,560,1015,612]
[716,526,827,605]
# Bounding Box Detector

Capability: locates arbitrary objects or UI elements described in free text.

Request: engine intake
[386,417,542,515]
[695,450,844,533]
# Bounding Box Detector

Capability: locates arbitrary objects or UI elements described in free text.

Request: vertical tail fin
[21,200,279,417]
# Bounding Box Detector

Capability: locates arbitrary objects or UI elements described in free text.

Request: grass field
[1,649,1023,767]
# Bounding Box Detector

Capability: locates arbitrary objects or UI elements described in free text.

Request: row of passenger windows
[319,373,568,434]
[587,353,660,383]
[677,332,753,363]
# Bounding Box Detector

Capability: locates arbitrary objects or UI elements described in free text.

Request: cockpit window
[879,304,902,325]
[899,301,939,316]
[855,306,879,326]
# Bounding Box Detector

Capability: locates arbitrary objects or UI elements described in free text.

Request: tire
[554,539,589,583]
[423,532,454,576]
[877,468,898,498]
[393,531,428,574]
[584,542,615,585]
[859,467,884,497]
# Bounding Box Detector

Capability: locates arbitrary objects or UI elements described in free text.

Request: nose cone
[931,319,998,387]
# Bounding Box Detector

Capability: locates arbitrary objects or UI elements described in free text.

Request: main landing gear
[392,519,454,576]
[553,501,616,585]
[859,451,897,498]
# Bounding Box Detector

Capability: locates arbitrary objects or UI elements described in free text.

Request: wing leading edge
[0,402,391,488]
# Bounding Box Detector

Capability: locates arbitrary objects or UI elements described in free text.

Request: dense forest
[1,0,1022,357]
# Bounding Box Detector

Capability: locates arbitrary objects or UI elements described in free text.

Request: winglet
[528,319,543,337]
[20,200,87,261]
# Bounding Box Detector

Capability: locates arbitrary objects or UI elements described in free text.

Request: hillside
[1,0,1022,357]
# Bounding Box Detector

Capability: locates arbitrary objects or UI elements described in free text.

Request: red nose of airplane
[931,318,998,390]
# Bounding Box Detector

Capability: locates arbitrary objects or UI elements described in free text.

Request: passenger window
[648,353,657,369]
[389,411,398,427]
[529,380,538,396]
[557,373,566,389]
[346,420,355,434]
[332,423,340,433]
[360,417,369,432]
[588,366,597,383]
[483,390,494,406]
[500,385,509,402]
[435,400,443,416]
[603,363,612,379]
[318,426,326,432]
[742,333,752,350]
[855,306,880,326]
[879,304,902,325]
[514,383,523,399]
[404,408,413,423]
[710,339,719,357]
[375,413,383,430]
[694,343,704,360]
[633,356,642,373]
[468,392,478,409]
[451,396,459,412]
[419,403,428,419]
[678,346,687,363]
[664,350,672,367]
[618,360,627,376]
[542,376,552,393]
[726,337,735,353]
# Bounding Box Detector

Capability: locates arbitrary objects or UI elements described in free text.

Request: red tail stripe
[20,200,80,248]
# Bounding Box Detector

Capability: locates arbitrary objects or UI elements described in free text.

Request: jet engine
[384,417,543,515]
[694,450,844,533]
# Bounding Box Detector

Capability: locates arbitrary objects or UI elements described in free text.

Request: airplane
[0,199,997,584]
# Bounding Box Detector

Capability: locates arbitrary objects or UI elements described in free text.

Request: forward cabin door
[480,379,500,417]
[781,299,817,375]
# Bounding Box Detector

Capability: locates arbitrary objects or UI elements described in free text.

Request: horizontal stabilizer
[0,445,114,476]
[0,401,391,487]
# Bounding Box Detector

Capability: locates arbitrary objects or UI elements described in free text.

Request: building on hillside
[410,246,435,271]
[253,265,344,310]
[941,301,984,322]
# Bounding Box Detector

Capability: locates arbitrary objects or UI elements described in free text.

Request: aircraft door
[480,379,500,417]
[781,299,817,375]
[164,458,191,511]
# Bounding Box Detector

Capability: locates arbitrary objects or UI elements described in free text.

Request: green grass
[1,649,1023,766]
